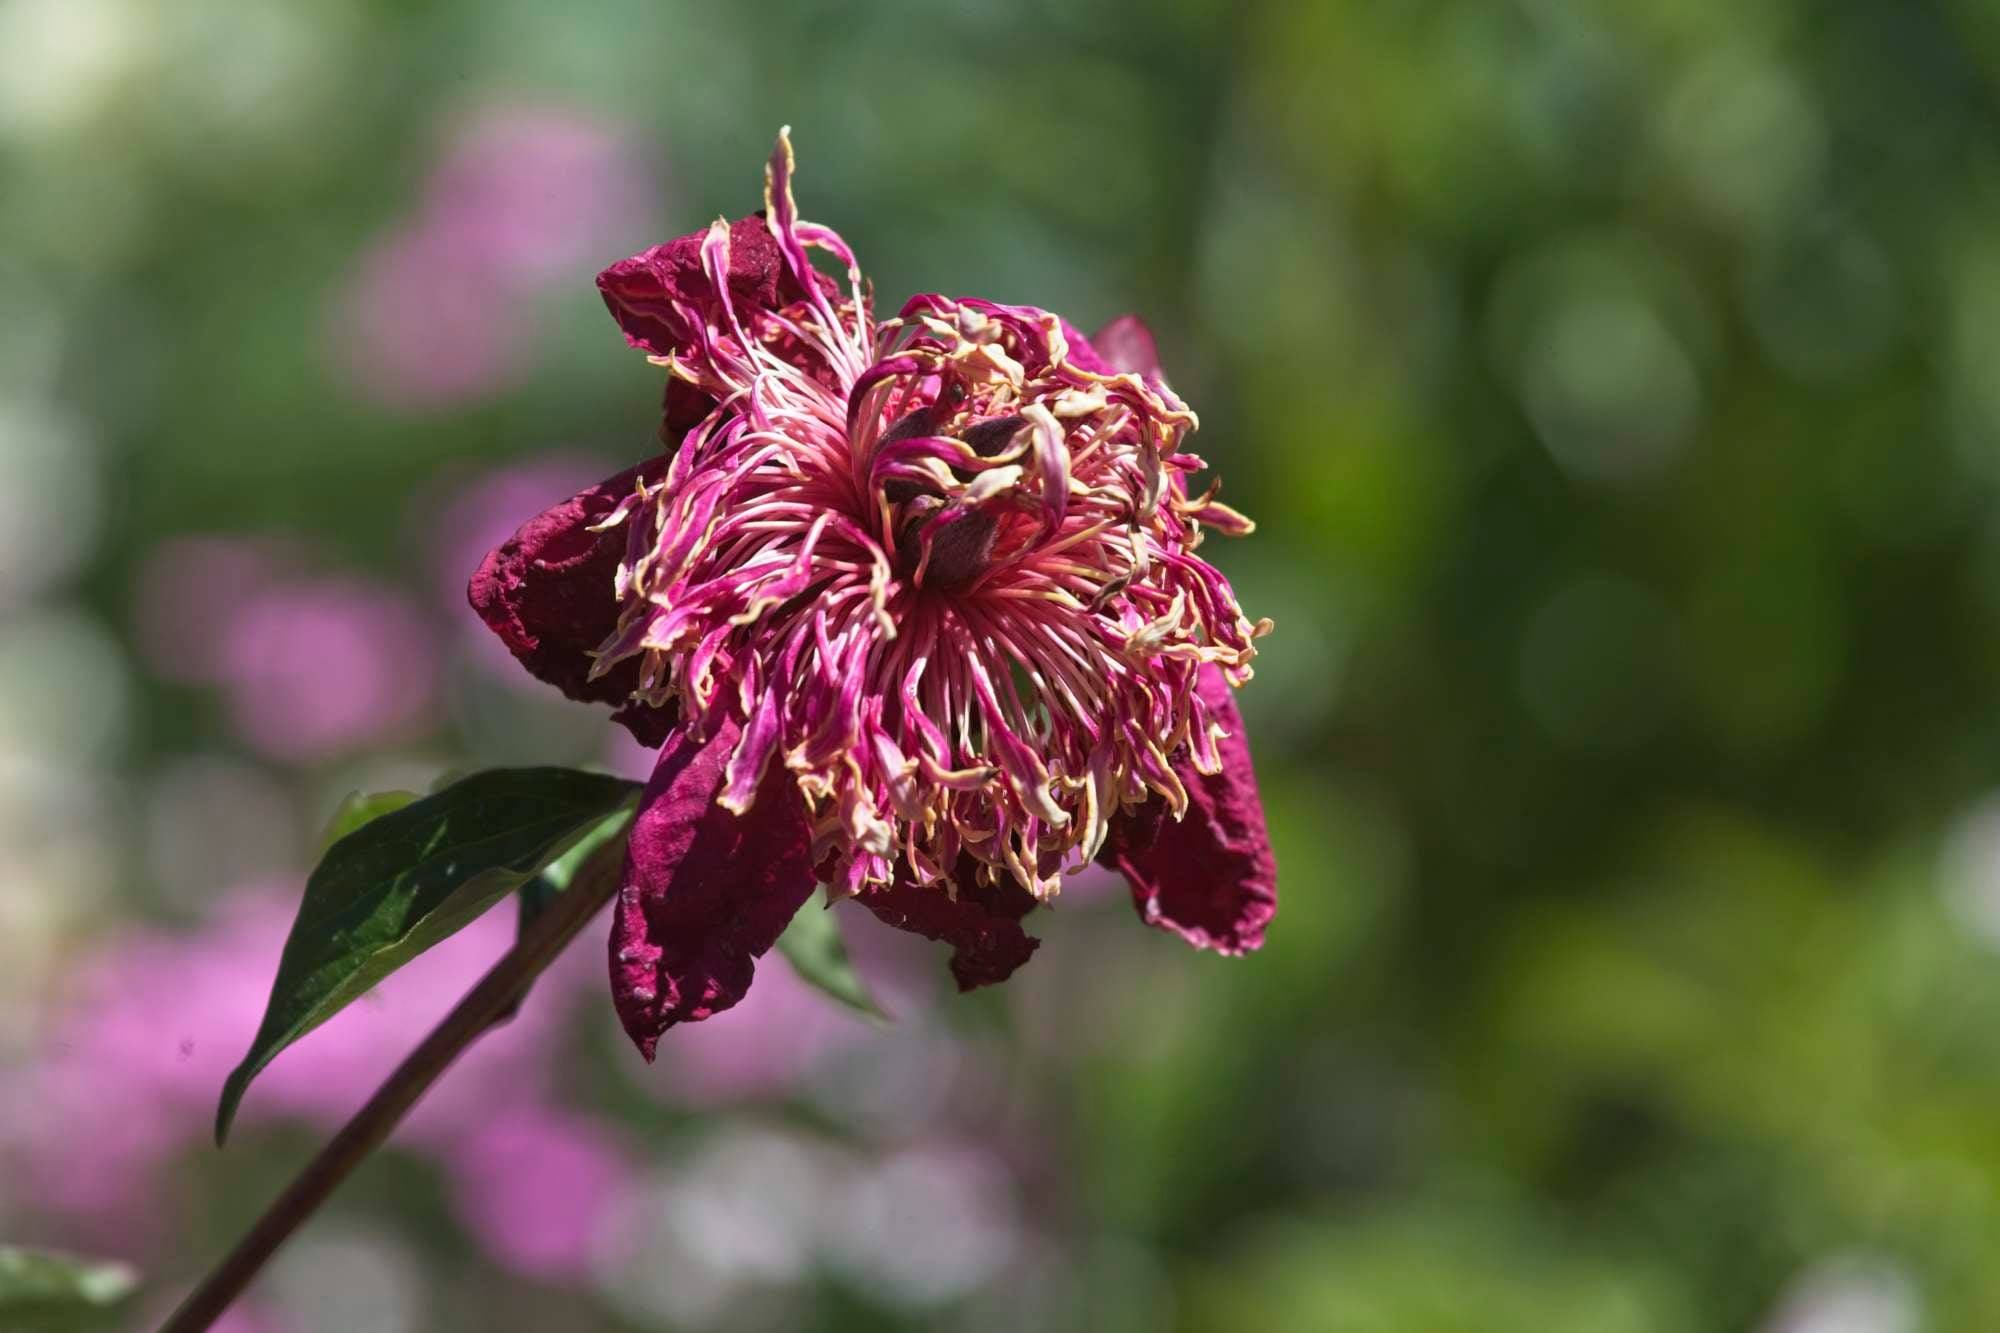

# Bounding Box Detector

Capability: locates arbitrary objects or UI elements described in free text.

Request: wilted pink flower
[470,131,1276,1058]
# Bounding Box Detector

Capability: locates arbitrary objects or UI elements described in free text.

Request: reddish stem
[156,849,623,1333]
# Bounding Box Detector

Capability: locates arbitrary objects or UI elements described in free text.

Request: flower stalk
[157,841,626,1333]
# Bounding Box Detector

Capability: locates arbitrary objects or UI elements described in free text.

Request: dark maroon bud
[958,415,1028,458]
[880,405,938,445]
[880,406,941,505]
[922,510,1000,589]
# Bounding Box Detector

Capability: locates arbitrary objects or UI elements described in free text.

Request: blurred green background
[6,0,2000,1329]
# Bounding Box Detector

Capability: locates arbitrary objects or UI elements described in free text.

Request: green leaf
[217,767,642,1144]
[0,1247,138,1332]
[516,801,636,928]
[314,788,420,857]
[776,889,892,1023]
[514,874,564,937]
[490,803,638,1028]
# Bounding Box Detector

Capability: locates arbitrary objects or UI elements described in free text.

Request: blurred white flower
[142,754,302,911]
[0,0,146,137]
[1760,1255,1921,1333]
[0,606,130,764]
[264,1223,426,1333]
[1941,794,2000,949]
[0,401,101,610]
[595,1126,827,1331]
[824,1143,1022,1308]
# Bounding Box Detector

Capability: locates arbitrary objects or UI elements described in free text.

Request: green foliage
[0,1248,137,1333]
[776,890,892,1024]
[314,789,420,857]
[215,768,639,1143]
[493,802,639,1026]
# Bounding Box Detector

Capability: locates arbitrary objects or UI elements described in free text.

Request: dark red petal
[610,717,818,1059]
[597,216,785,357]
[1106,665,1276,955]
[1090,314,1162,378]
[857,856,1041,990]
[466,461,676,746]
[597,214,831,360]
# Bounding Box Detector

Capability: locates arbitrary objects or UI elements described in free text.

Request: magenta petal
[1107,665,1277,955]
[858,857,1040,990]
[467,462,676,745]
[610,717,818,1059]
[1060,314,1163,378]
[1090,314,1162,378]
[1059,318,1115,375]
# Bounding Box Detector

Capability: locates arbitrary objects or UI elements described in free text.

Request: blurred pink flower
[133,536,293,684]
[600,724,661,781]
[331,226,527,411]
[447,1108,633,1281]
[423,105,657,283]
[133,537,444,764]
[207,1305,294,1333]
[646,953,871,1108]
[220,578,438,763]
[328,102,661,412]
[4,883,631,1279]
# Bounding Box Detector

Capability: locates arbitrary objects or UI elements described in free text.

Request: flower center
[876,406,1029,590]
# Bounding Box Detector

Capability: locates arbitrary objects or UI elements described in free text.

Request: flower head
[472,130,1277,1056]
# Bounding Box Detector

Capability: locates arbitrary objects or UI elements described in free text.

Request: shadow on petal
[856,857,1041,991]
